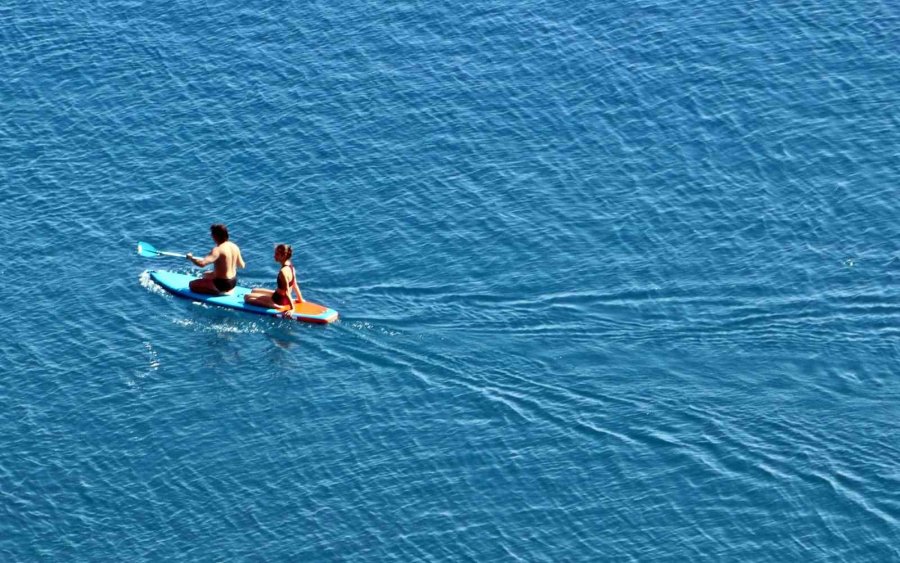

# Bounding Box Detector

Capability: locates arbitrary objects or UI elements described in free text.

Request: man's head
[210,224,229,243]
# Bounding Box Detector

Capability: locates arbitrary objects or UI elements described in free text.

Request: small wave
[171,317,266,335]
[138,270,168,296]
[126,341,161,389]
[347,320,400,336]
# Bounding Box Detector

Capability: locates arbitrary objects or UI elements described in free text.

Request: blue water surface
[1,0,899,560]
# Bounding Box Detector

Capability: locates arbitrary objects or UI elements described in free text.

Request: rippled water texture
[1,0,898,560]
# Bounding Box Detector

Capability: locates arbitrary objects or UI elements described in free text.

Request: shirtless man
[186,224,246,294]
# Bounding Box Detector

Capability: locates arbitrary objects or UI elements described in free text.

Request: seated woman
[244,244,304,314]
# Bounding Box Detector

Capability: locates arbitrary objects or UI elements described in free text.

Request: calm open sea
[1,0,898,560]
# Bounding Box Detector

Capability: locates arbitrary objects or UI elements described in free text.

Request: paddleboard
[149,270,338,324]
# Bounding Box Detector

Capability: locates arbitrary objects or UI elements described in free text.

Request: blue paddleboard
[149,270,338,324]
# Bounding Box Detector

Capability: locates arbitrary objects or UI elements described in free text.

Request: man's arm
[187,247,220,267]
[237,248,246,269]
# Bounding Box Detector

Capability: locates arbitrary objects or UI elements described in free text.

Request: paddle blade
[137,241,160,257]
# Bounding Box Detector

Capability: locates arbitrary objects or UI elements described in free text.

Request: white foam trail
[139,270,168,296]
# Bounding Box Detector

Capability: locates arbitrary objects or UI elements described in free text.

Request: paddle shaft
[137,241,186,259]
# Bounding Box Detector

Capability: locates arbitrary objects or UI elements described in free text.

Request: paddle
[137,241,186,258]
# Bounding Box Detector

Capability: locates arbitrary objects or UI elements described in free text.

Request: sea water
[1,0,898,560]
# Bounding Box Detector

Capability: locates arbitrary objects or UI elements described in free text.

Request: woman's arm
[292,277,304,303]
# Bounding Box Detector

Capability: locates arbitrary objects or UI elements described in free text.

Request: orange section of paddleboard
[293,301,329,316]
[291,301,339,323]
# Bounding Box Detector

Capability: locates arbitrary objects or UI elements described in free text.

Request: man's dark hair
[210,224,229,243]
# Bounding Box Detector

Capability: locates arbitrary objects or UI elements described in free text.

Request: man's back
[214,241,244,279]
